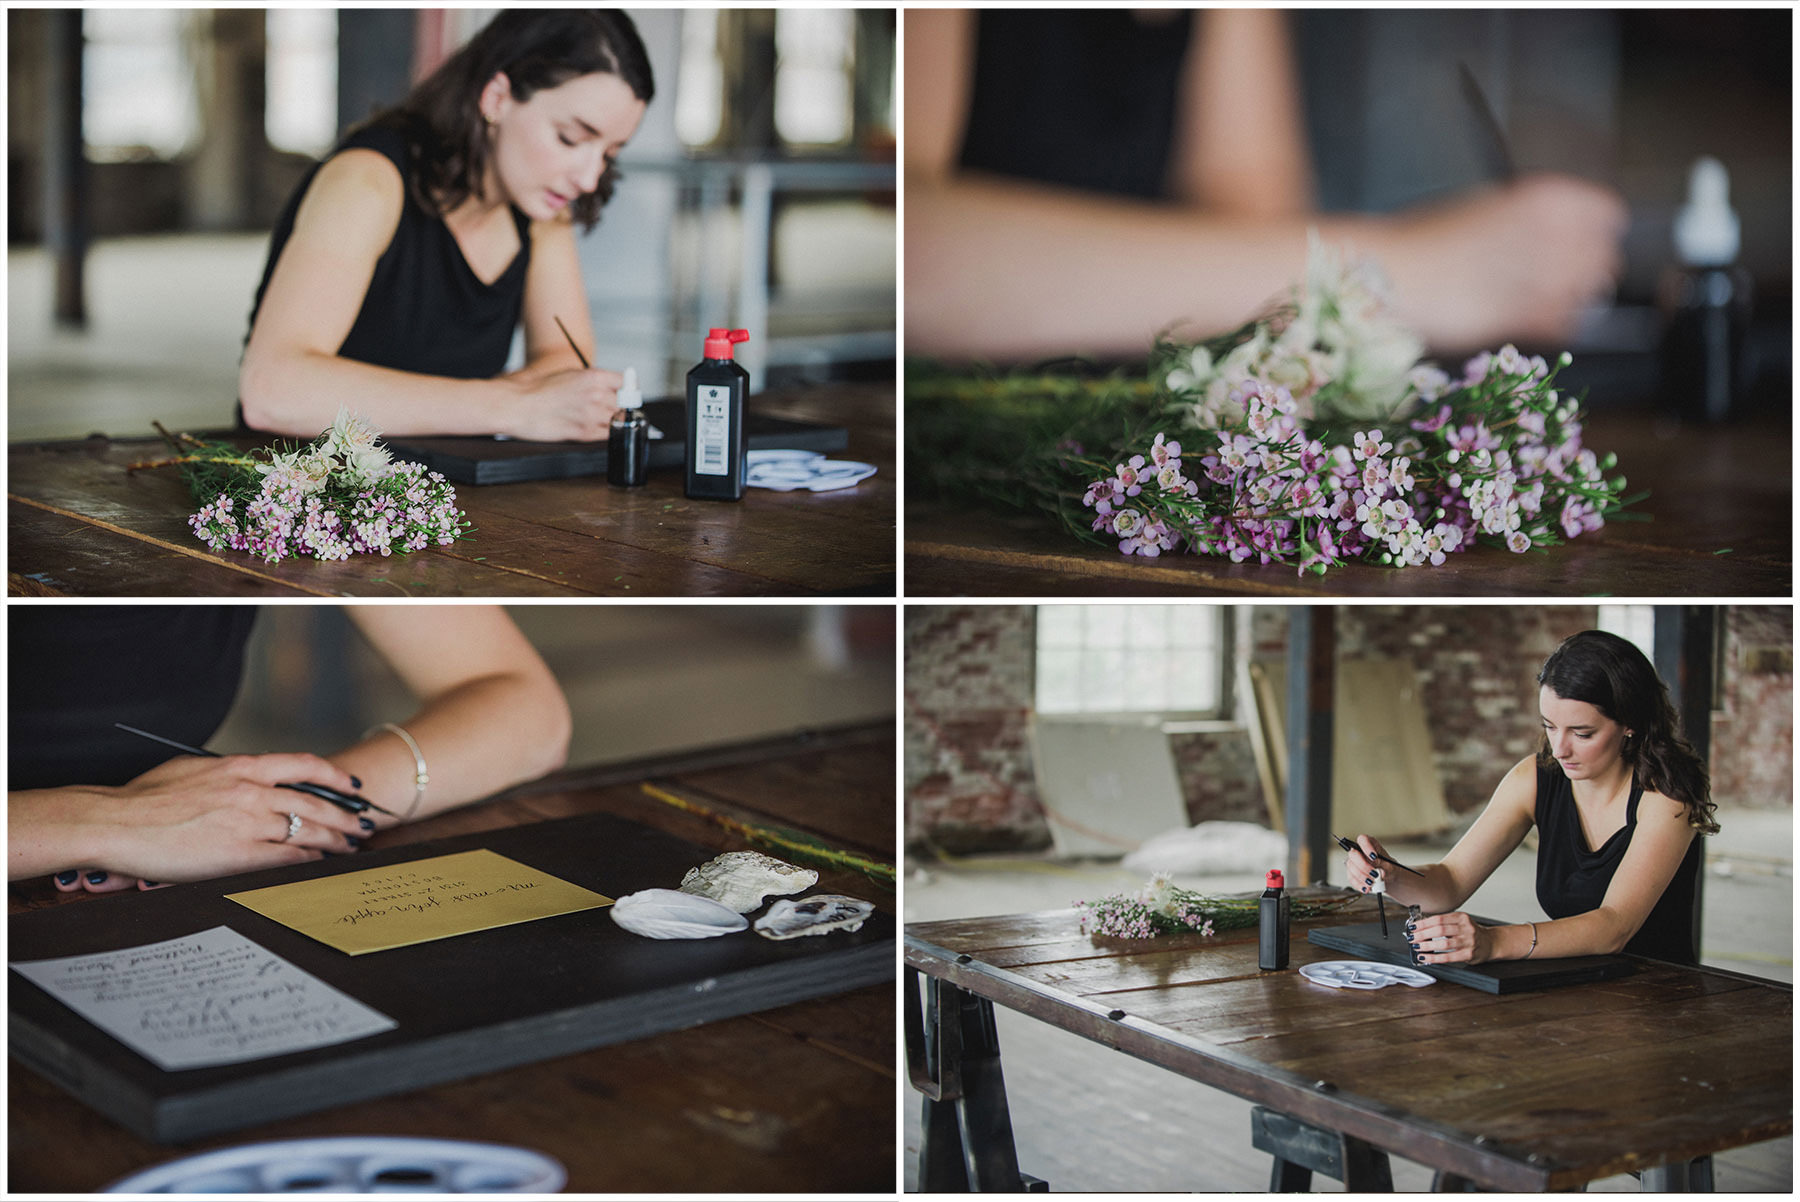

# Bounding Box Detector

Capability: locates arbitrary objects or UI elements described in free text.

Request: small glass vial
[608,367,649,487]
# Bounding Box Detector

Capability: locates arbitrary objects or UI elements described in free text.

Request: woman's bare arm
[903,9,1626,362]
[331,607,572,826]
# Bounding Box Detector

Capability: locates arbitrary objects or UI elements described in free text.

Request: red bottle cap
[1265,869,1285,889]
[703,328,750,359]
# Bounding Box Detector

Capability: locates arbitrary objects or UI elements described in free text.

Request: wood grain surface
[9,724,897,1194]
[908,899,1791,1190]
[8,385,895,598]
[906,414,1790,597]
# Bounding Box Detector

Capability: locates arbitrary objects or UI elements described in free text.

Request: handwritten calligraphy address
[227,849,613,955]
[9,927,396,1070]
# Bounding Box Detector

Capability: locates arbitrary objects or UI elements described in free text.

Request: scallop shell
[678,851,818,914]
[610,889,748,940]
[752,894,874,941]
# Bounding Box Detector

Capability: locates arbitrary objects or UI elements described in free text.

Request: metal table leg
[906,967,1039,1191]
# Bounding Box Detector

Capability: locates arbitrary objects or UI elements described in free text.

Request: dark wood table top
[907,899,1791,1191]
[905,413,1791,596]
[10,723,896,1194]
[8,384,894,598]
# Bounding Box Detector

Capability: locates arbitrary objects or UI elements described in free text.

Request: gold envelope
[226,848,614,956]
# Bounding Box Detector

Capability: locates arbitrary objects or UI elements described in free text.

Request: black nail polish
[1410,942,1420,950]
[359,817,375,831]
[143,881,159,888]
[347,837,363,850]
[351,775,363,789]
[86,872,109,885]
[56,871,78,885]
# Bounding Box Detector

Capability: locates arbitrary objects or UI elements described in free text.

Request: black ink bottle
[607,366,649,487]
[1259,868,1289,971]
[1659,156,1751,423]
[685,328,750,500]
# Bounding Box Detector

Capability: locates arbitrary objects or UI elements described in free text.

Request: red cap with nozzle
[703,328,750,360]
[1265,869,1284,889]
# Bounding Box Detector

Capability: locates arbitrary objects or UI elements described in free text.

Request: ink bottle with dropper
[1659,156,1752,422]
[607,367,649,487]
[685,328,750,500]
[1258,869,1289,971]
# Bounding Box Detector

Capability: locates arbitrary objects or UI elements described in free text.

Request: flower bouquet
[908,237,1642,575]
[1076,873,1359,939]
[134,409,471,563]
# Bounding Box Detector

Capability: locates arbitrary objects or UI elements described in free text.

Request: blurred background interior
[216,603,893,774]
[9,7,896,441]
[1288,8,1789,418]
[905,602,1792,1190]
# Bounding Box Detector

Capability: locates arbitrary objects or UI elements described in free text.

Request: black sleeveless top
[959,10,1195,200]
[1534,762,1702,964]
[9,607,258,790]
[247,121,531,380]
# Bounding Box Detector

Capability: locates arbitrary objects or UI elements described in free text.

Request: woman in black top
[241,11,652,441]
[9,606,571,894]
[1346,630,1717,965]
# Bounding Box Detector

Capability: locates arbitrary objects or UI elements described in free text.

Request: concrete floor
[903,811,1793,1192]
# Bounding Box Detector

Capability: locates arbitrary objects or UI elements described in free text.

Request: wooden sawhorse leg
[1252,1106,1394,1192]
[906,967,1046,1192]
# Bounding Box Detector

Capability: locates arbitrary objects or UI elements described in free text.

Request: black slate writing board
[386,398,849,485]
[1307,920,1635,994]
[8,811,893,1143]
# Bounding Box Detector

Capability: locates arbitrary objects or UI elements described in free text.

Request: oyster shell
[678,851,818,914]
[753,894,874,941]
[610,889,748,940]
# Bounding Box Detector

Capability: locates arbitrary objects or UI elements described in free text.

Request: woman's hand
[509,367,622,442]
[1406,909,1498,965]
[1345,834,1393,895]
[48,753,370,887]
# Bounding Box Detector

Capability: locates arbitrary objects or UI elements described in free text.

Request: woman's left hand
[1406,909,1496,965]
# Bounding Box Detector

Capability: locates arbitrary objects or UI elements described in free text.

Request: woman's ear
[478,71,515,124]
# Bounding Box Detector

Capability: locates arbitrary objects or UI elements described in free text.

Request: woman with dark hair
[1345,630,1717,965]
[240,10,654,440]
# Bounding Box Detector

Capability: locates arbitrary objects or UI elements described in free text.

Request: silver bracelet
[1523,921,1539,959]
[365,722,428,820]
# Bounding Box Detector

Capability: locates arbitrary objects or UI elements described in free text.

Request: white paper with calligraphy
[9,926,396,1071]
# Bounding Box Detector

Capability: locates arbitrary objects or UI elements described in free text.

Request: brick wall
[1714,606,1793,809]
[906,605,1791,854]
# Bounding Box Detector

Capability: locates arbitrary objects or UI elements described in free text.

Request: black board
[385,398,849,485]
[1307,919,1636,994]
[8,812,893,1142]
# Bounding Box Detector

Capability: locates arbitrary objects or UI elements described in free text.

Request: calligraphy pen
[1334,834,1424,941]
[114,723,400,818]
[1458,60,1517,182]
[553,315,591,369]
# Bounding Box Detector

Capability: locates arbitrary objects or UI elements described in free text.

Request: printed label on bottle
[695,385,730,476]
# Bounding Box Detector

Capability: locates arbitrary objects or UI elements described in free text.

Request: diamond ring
[283,812,302,842]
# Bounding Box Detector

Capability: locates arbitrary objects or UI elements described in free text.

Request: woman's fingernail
[86,872,109,885]
[1410,942,1421,950]
[143,881,160,888]
[359,817,375,831]
[56,871,79,886]
[350,775,363,789]
[346,837,363,850]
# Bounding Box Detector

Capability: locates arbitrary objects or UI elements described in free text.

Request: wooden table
[9,723,896,1194]
[905,414,1790,596]
[8,384,894,597]
[906,897,1792,1192]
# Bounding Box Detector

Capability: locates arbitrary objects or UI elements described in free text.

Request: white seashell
[678,851,818,914]
[610,889,747,940]
[753,895,874,941]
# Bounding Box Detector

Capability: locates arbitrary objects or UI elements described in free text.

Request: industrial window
[674,10,724,147]
[266,9,337,157]
[1596,604,1654,660]
[83,9,200,162]
[774,9,854,147]
[1035,605,1228,719]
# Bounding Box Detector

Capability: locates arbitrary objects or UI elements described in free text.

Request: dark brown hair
[1536,629,1718,834]
[363,9,654,231]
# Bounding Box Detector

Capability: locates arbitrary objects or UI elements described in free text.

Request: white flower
[1165,345,1215,394]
